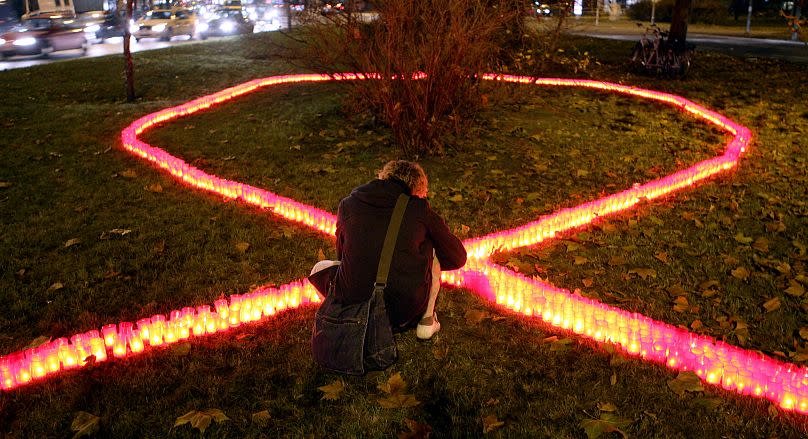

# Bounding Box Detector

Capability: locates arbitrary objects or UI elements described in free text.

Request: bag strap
[374,193,409,290]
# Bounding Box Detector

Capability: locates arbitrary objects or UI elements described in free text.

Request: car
[198,7,253,39]
[132,8,196,42]
[0,14,87,58]
[76,10,107,43]
[93,12,127,42]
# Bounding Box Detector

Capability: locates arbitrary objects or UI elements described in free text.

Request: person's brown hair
[378,160,428,197]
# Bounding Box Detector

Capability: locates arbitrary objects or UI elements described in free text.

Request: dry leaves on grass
[64,238,81,248]
[667,371,704,397]
[481,415,505,434]
[762,297,781,313]
[398,418,432,439]
[71,411,100,439]
[785,280,805,297]
[174,409,230,434]
[465,309,489,325]
[377,373,420,409]
[628,268,657,280]
[251,410,271,427]
[235,242,250,253]
[731,267,749,281]
[580,413,631,439]
[99,229,132,240]
[318,380,345,401]
[145,183,163,193]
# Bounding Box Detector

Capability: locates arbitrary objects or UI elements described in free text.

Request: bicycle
[630,23,695,78]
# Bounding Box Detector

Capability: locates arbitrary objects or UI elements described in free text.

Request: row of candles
[449,261,808,414]
[0,281,321,391]
[11,73,808,415]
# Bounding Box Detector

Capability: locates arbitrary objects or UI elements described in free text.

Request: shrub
[279,0,514,156]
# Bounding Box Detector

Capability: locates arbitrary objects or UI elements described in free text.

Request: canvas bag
[311,193,409,375]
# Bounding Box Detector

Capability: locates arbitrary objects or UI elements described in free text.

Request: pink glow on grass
[5,74,804,417]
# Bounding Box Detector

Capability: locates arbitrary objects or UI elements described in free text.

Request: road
[581,32,808,64]
[0,21,283,71]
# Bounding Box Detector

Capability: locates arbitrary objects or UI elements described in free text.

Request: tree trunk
[124,0,135,102]
[669,0,692,47]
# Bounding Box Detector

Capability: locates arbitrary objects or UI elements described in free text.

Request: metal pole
[595,0,600,26]
[285,0,292,30]
[651,0,656,25]
[745,0,752,35]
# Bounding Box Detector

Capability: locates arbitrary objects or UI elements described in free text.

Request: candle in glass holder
[112,337,127,358]
[102,324,117,347]
[214,299,229,320]
[58,345,79,369]
[0,357,14,390]
[89,338,107,362]
[150,315,166,346]
[129,330,144,354]
[137,318,152,344]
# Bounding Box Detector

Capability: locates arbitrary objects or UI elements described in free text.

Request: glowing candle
[129,330,144,354]
[137,318,152,343]
[150,315,165,346]
[112,338,126,358]
[102,324,117,347]
[89,338,107,362]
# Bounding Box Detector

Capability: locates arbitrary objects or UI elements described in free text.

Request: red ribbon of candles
[4,74,804,416]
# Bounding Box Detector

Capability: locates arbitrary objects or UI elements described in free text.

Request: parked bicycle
[630,24,695,78]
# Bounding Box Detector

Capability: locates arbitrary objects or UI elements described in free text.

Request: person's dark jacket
[334,178,467,331]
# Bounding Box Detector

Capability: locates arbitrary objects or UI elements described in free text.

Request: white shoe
[416,313,441,340]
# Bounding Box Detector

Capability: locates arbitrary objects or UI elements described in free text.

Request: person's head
[378,160,428,198]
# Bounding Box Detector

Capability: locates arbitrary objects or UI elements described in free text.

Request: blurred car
[76,10,106,43]
[198,7,254,39]
[0,14,86,58]
[94,12,127,42]
[132,8,197,41]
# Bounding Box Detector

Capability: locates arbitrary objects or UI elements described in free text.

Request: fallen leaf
[0,181,12,188]
[610,372,617,386]
[317,248,326,261]
[699,280,720,291]
[145,183,163,193]
[153,240,166,254]
[583,278,594,287]
[654,252,669,263]
[666,284,687,296]
[731,267,749,281]
[64,238,81,248]
[762,297,781,313]
[482,415,505,434]
[608,256,626,266]
[692,397,724,410]
[628,268,657,280]
[99,229,132,240]
[597,402,617,412]
[398,418,432,439]
[378,373,420,409]
[672,296,689,312]
[690,319,704,330]
[668,371,704,397]
[120,169,137,178]
[784,280,805,297]
[799,327,808,340]
[573,256,590,265]
[447,194,463,203]
[734,233,753,244]
[752,237,770,253]
[734,320,749,345]
[580,413,631,439]
[48,282,64,292]
[550,338,573,352]
[235,242,250,253]
[318,380,345,401]
[251,410,271,427]
[465,309,488,325]
[71,411,100,439]
[174,409,229,434]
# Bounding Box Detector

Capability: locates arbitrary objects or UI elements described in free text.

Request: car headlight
[219,21,235,32]
[84,24,101,33]
[129,23,139,33]
[13,37,37,46]
[197,22,209,32]
[152,23,167,33]
[0,38,6,45]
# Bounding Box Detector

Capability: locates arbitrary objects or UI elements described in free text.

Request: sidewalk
[553,16,792,40]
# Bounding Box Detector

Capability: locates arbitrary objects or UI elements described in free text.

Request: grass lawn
[567,15,792,40]
[1,33,807,437]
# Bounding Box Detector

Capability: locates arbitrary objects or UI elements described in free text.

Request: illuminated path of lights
[3,73,808,416]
